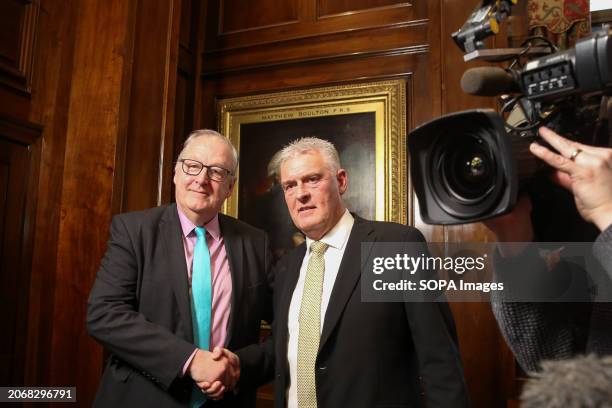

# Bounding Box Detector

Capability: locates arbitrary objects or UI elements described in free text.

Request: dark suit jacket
[273,217,469,408]
[87,204,274,407]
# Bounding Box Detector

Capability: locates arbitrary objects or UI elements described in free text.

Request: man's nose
[296,184,310,202]
[195,168,211,184]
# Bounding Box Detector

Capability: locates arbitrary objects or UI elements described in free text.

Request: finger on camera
[538,127,583,158]
[530,142,576,172]
[538,127,603,158]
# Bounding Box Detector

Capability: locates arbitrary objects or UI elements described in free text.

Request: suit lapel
[319,217,376,351]
[218,214,244,347]
[159,204,194,342]
[278,245,306,376]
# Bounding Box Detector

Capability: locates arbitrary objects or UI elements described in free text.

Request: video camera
[408,1,612,226]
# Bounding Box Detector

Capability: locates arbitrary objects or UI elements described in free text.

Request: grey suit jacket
[87,204,274,407]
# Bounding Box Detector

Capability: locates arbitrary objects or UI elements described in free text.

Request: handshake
[188,346,241,400]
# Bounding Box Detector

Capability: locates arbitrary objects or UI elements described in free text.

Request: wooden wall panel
[204,0,421,51]
[318,0,407,17]
[0,117,42,388]
[220,0,298,33]
[0,0,190,405]
[173,0,205,202]
[121,0,182,211]
[46,3,136,404]
[203,22,428,75]
[21,0,78,391]
[0,0,38,93]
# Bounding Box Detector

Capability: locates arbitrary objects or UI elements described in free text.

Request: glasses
[178,159,233,182]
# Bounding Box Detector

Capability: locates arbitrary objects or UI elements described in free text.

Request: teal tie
[191,226,212,408]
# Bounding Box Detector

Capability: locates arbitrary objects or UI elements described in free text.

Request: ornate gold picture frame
[218,79,409,258]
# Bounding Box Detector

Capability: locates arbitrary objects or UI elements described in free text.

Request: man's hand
[530,127,612,232]
[198,347,241,400]
[189,347,240,401]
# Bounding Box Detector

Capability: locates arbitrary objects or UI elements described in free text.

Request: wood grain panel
[0,116,42,388]
[318,0,408,18]
[201,50,430,108]
[122,0,182,211]
[0,1,24,64]
[45,1,136,405]
[23,0,79,389]
[219,0,298,34]
[205,0,422,51]
[0,0,39,93]
[203,22,428,75]
[180,0,193,48]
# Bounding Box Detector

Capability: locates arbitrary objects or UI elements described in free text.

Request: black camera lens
[409,109,520,224]
[442,135,495,202]
[426,124,506,220]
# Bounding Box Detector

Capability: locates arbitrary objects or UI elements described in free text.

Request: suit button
[318,366,326,370]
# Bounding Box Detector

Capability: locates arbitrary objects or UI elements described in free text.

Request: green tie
[297,241,329,408]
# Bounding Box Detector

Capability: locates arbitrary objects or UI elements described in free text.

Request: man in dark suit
[87,130,273,407]
[268,137,469,407]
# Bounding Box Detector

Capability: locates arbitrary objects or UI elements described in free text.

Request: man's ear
[226,176,236,198]
[336,169,348,195]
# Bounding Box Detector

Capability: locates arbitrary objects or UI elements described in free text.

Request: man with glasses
[87,130,274,408]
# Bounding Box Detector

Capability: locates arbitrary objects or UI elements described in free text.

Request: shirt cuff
[182,348,198,377]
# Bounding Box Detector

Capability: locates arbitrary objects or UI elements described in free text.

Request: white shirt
[286,210,355,408]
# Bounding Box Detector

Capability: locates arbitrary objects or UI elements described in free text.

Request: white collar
[305,209,354,253]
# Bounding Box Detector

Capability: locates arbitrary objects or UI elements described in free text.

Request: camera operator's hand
[530,127,612,232]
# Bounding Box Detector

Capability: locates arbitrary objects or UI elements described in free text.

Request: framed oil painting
[218,79,409,259]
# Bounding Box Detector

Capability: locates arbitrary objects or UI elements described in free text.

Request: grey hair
[521,354,612,408]
[268,137,341,181]
[178,129,238,172]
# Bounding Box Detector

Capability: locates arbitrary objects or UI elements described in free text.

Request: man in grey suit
[269,137,468,408]
[87,130,273,407]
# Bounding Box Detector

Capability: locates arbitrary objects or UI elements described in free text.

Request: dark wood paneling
[174,0,205,173]
[0,1,24,64]
[204,0,421,51]
[0,0,39,93]
[43,1,137,405]
[0,0,184,406]
[203,22,428,75]
[318,0,407,18]
[21,0,79,391]
[122,0,182,211]
[180,0,193,48]
[0,117,42,388]
[220,0,298,33]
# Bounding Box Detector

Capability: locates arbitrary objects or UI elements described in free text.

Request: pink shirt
[178,207,233,374]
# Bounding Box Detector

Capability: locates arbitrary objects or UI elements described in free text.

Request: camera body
[408,31,612,225]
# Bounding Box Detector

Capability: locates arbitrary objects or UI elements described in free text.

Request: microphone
[461,66,520,96]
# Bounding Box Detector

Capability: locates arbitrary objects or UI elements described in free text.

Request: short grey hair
[178,129,238,172]
[521,354,612,408]
[268,137,341,181]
